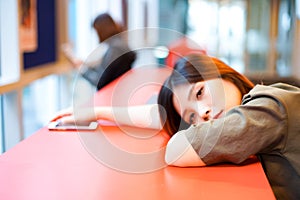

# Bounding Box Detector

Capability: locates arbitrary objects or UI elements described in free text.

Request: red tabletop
[0,67,275,200]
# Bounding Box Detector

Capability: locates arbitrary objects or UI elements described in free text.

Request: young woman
[52,53,300,199]
[158,54,300,200]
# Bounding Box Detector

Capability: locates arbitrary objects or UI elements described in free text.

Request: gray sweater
[183,83,300,200]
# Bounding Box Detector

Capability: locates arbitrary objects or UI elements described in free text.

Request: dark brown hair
[93,13,121,42]
[158,54,254,136]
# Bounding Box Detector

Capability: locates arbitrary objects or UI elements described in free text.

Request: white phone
[48,121,98,131]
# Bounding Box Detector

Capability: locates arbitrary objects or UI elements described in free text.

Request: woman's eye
[196,87,204,98]
[189,113,196,124]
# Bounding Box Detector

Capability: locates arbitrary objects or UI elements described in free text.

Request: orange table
[0,67,275,200]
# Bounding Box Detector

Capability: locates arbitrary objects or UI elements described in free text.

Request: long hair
[158,54,254,136]
[93,13,121,42]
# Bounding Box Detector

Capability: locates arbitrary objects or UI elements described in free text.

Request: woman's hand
[50,107,98,124]
[50,107,73,122]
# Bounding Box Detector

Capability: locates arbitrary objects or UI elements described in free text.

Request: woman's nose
[198,105,211,122]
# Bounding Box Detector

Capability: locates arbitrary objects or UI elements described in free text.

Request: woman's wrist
[94,106,112,121]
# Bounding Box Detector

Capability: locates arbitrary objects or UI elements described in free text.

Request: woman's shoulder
[250,82,300,94]
[268,82,300,91]
[242,82,300,106]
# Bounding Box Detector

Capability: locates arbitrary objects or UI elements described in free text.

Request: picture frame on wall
[19,0,38,52]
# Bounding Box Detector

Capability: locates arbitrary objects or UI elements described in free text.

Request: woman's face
[172,78,242,125]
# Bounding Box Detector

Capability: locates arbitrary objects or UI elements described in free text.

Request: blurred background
[0,0,299,153]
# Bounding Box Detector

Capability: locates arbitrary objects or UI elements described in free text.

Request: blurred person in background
[63,13,136,90]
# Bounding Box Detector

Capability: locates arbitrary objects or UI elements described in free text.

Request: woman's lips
[213,110,223,119]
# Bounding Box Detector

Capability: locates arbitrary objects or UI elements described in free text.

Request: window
[186,0,298,76]
[187,0,247,73]
[0,0,20,86]
[276,0,296,76]
[22,75,74,138]
[246,0,271,73]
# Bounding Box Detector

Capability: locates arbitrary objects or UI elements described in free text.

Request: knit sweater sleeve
[166,89,287,165]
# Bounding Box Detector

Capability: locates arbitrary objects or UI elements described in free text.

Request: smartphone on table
[48,120,98,131]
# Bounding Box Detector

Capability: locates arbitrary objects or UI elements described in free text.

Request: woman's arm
[165,129,206,167]
[108,104,162,129]
[51,104,162,130]
[61,43,83,68]
[165,95,287,167]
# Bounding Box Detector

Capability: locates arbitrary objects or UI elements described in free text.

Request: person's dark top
[81,36,136,90]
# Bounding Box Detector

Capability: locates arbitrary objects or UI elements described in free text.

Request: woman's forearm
[94,104,162,130]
